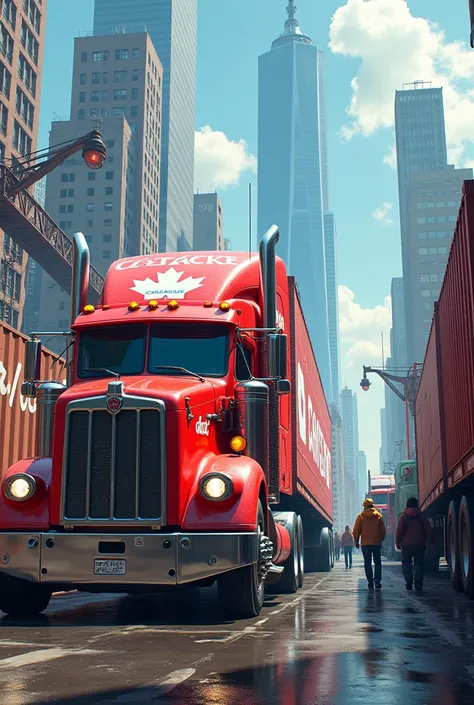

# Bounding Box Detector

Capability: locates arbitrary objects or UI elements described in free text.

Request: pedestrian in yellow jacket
[353,498,386,591]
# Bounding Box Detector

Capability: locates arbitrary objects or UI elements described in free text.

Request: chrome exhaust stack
[67,232,90,386]
[259,224,279,331]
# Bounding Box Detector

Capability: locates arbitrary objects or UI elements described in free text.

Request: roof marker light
[148,300,159,310]
[102,304,110,311]
[219,301,231,312]
[128,301,140,312]
[83,305,95,314]
[168,300,180,310]
[203,301,213,308]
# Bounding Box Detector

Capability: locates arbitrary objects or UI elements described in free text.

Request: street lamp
[469,0,474,47]
[6,128,107,197]
[360,375,371,392]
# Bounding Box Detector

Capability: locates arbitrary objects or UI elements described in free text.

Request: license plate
[94,559,127,576]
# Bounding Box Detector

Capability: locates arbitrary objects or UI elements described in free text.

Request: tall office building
[395,82,448,364]
[93,0,197,252]
[406,166,472,362]
[258,1,332,399]
[0,0,47,329]
[324,212,341,407]
[35,32,162,352]
[329,404,346,532]
[341,387,360,521]
[193,193,224,251]
[357,450,367,507]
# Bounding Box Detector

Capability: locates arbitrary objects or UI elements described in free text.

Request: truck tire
[296,515,304,588]
[218,501,268,619]
[314,527,331,572]
[0,574,51,617]
[278,512,299,594]
[447,500,462,591]
[329,531,335,568]
[459,496,474,599]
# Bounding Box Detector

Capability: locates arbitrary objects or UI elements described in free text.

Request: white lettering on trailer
[297,363,331,488]
[195,416,210,436]
[276,310,285,332]
[116,255,238,271]
[0,360,66,415]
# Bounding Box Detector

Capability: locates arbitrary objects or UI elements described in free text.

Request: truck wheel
[278,513,299,594]
[218,501,269,619]
[447,500,462,591]
[296,515,304,588]
[313,527,331,572]
[459,496,474,599]
[0,574,51,617]
[329,531,335,568]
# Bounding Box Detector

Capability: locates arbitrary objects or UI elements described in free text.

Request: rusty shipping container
[416,180,474,510]
[0,321,65,473]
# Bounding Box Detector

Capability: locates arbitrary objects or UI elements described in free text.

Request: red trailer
[415,180,474,598]
[0,226,333,619]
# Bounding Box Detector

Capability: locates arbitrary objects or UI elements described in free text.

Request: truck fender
[0,457,52,530]
[181,453,267,532]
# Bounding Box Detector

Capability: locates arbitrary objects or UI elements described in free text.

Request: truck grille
[62,400,165,524]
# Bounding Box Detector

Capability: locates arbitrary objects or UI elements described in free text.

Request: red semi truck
[0,226,333,619]
[366,474,395,557]
[415,180,474,598]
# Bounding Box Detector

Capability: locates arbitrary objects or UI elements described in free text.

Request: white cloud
[194,126,257,192]
[338,285,392,361]
[383,144,397,170]
[372,201,393,225]
[329,0,474,165]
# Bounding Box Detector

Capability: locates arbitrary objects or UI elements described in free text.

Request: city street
[0,557,473,704]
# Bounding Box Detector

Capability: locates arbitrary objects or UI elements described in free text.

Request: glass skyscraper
[93,0,197,252]
[258,2,332,399]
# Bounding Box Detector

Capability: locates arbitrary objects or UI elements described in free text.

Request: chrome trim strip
[60,393,167,526]
[109,414,116,520]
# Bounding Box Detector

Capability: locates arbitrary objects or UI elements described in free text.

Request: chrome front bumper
[0,531,259,585]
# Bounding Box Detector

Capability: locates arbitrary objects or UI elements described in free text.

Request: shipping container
[0,321,65,473]
[415,180,474,597]
[289,279,332,523]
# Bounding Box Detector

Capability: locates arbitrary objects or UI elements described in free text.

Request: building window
[104,218,112,226]
[67,204,73,213]
[131,105,138,117]
[105,186,113,195]
[60,173,75,182]
[12,119,31,156]
[426,202,435,208]
[91,90,99,102]
[93,51,101,62]
[101,90,108,101]
[81,52,87,63]
[430,273,439,282]
[417,217,426,224]
[427,216,435,223]
[0,103,7,135]
[92,72,100,84]
[80,73,87,85]
[420,274,429,282]
[132,69,138,81]
[132,48,139,59]
[103,50,109,62]
[16,86,34,129]
[104,202,113,211]
[131,88,138,100]
[437,215,446,223]
[79,91,85,103]
[87,188,95,196]
[448,215,457,222]
[105,139,115,148]
[113,88,127,100]
[87,220,93,228]
[102,71,108,83]
[87,173,95,183]
[115,49,128,60]
[86,203,94,212]
[421,289,431,297]
[416,203,426,209]
[429,247,437,255]
[77,109,84,119]
[105,171,114,180]
[438,247,448,254]
[418,232,427,239]
[114,70,127,82]
[436,201,445,207]
[103,250,112,259]
[447,201,457,207]
[103,234,112,242]
[419,247,428,255]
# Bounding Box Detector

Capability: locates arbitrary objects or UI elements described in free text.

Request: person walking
[353,498,386,590]
[334,533,341,561]
[396,496,433,593]
[341,525,354,569]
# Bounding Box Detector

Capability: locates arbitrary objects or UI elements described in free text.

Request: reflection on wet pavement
[0,556,472,704]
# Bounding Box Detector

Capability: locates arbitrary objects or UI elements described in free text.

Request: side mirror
[276,378,291,396]
[24,339,42,381]
[21,381,37,399]
[267,333,287,379]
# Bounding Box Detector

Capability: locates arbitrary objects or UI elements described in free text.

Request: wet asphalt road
[0,555,473,704]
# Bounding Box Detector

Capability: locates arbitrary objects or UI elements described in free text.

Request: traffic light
[82,130,107,170]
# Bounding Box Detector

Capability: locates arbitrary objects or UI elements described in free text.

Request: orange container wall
[0,321,65,473]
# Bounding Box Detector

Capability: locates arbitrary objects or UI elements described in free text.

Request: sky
[38,0,474,472]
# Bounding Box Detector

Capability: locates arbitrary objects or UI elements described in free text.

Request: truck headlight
[199,473,233,501]
[4,474,36,502]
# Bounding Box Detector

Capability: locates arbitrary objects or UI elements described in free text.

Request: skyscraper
[394,81,448,365]
[34,32,162,351]
[93,0,197,253]
[258,1,332,399]
[357,450,367,507]
[193,193,224,250]
[0,0,47,329]
[341,386,360,520]
[329,403,346,532]
[324,212,341,406]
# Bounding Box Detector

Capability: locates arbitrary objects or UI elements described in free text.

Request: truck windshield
[148,323,228,377]
[78,324,146,378]
[371,493,388,505]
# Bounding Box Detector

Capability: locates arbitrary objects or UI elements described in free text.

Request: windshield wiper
[81,367,121,379]
[154,365,205,383]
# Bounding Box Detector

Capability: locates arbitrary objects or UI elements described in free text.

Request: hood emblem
[106,396,123,415]
[129,267,205,301]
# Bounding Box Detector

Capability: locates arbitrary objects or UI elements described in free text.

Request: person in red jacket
[396,496,433,592]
